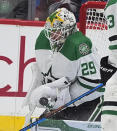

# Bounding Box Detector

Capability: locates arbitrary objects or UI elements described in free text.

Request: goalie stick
[20,83,103,131]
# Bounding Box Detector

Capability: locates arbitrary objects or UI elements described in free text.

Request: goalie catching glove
[23,77,72,126]
[29,77,72,110]
[100,56,117,85]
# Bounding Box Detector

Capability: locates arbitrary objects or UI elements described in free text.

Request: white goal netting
[79,1,109,58]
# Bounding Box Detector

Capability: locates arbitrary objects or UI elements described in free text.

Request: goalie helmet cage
[79,1,109,57]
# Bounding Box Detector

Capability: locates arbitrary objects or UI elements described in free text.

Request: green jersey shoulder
[105,0,117,10]
[35,29,92,61]
[61,31,92,60]
[35,30,51,50]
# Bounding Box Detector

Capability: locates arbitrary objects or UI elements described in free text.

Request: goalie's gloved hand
[100,56,117,85]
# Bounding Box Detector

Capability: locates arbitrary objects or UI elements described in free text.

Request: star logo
[41,66,58,84]
[47,9,64,27]
[79,43,90,55]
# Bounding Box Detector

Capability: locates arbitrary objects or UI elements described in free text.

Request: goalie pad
[104,71,117,100]
[101,114,117,131]
[101,69,117,131]
[22,62,43,107]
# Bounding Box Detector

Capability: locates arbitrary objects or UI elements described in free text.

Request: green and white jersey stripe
[102,104,117,116]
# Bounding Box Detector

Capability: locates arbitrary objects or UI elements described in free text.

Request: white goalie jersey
[33,30,103,107]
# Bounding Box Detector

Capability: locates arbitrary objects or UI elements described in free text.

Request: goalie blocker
[100,56,117,85]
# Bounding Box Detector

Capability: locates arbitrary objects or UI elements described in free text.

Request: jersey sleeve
[69,36,104,106]
[75,36,103,92]
[104,0,117,67]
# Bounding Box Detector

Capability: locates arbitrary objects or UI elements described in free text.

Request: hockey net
[79,1,109,57]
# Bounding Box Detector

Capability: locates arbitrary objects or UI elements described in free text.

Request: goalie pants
[49,96,103,121]
[101,72,117,131]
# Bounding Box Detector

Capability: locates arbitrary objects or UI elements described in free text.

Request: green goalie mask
[44,8,77,51]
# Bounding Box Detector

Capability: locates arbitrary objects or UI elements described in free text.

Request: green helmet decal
[47,10,64,27]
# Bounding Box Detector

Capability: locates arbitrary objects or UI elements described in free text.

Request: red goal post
[79,1,107,35]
